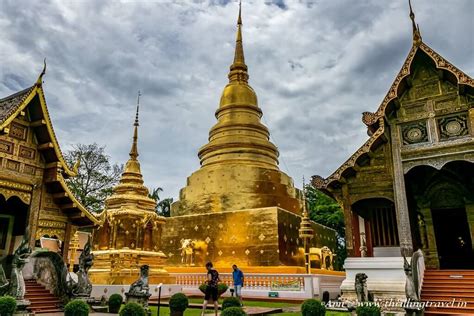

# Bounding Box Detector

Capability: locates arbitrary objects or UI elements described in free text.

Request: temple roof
[312,5,474,192]
[0,86,36,124]
[0,67,99,226]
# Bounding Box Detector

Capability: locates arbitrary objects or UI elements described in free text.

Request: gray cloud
[0,0,472,200]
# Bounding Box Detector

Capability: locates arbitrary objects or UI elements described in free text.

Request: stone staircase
[421,269,474,315]
[24,279,62,314]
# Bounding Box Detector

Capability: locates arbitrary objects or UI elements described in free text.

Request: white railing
[173,273,306,292]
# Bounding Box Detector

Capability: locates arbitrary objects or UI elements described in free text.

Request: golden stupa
[162,4,337,269]
[90,97,174,284]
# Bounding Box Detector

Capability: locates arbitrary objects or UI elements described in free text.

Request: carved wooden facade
[0,72,98,261]
[312,38,474,268]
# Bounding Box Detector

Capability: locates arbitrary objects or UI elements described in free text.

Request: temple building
[162,4,337,269]
[0,67,98,263]
[89,97,173,285]
[312,2,474,301]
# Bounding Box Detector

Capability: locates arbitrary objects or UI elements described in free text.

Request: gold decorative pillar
[466,204,474,253]
[419,207,438,268]
[69,230,80,272]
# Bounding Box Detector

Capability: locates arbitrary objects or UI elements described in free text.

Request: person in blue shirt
[232,264,244,306]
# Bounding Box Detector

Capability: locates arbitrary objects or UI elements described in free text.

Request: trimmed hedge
[0,296,16,316]
[356,304,382,316]
[222,297,241,310]
[64,299,89,316]
[108,293,123,313]
[301,299,326,316]
[119,302,146,316]
[221,307,247,316]
[169,293,189,312]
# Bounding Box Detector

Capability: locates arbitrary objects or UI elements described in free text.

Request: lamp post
[298,177,314,274]
[156,283,163,316]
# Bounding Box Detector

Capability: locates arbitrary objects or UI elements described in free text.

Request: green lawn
[149,300,350,316]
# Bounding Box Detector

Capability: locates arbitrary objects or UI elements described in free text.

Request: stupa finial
[228,0,249,83]
[129,91,141,160]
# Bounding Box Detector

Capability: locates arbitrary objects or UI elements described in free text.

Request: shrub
[356,304,382,316]
[198,283,228,296]
[119,302,145,316]
[0,296,16,316]
[169,293,189,312]
[222,297,241,310]
[108,293,123,313]
[221,307,247,316]
[64,299,89,316]
[301,299,326,316]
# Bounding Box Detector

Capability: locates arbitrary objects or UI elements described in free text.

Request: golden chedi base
[89,249,175,285]
[161,207,338,267]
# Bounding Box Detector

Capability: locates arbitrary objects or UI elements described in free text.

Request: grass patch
[151,299,349,315]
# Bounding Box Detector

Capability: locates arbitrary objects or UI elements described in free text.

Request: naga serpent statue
[68,236,94,297]
[10,233,32,300]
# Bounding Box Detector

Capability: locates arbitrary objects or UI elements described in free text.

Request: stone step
[28,297,61,303]
[32,308,63,314]
[423,282,474,290]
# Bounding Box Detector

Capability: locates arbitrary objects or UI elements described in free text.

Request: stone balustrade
[174,273,306,292]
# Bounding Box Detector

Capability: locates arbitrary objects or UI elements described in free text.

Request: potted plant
[301,299,326,316]
[64,299,90,316]
[119,302,145,316]
[169,292,189,316]
[0,296,16,316]
[108,293,123,313]
[199,283,228,298]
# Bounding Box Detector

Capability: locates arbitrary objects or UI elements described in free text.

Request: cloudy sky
[0,0,473,200]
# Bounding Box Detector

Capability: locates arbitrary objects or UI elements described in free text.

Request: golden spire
[229,0,249,83]
[103,91,156,213]
[129,91,141,160]
[409,0,422,46]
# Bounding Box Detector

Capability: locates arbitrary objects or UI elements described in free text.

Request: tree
[157,198,173,217]
[148,187,173,217]
[305,185,346,270]
[148,187,163,202]
[64,143,122,213]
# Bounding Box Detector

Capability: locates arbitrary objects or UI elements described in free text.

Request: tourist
[201,261,220,316]
[232,264,244,306]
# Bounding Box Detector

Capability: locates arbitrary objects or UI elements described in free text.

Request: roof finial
[36,58,47,85]
[228,0,248,83]
[130,90,141,160]
[408,0,422,46]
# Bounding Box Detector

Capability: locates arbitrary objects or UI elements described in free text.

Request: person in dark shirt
[232,264,244,306]
[201,261,220,316]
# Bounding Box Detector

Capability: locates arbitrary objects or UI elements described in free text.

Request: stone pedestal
[125,292,152,316]
[341,257,406,301]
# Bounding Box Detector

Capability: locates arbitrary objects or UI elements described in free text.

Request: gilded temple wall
[162,207,337,267]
